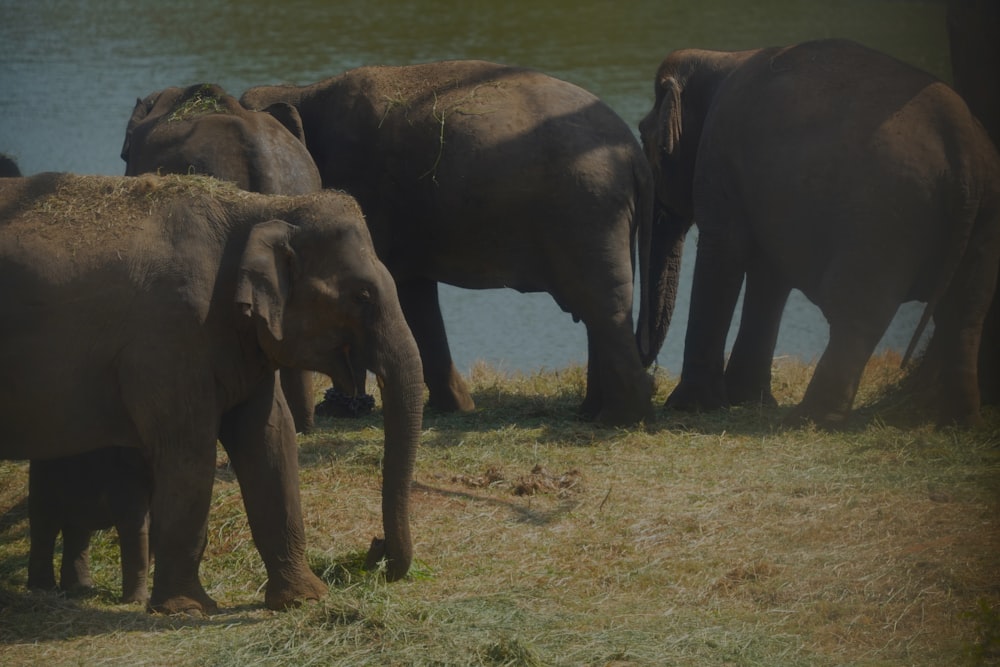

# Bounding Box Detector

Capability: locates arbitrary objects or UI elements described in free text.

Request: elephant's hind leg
[397,278,474,413]
[582,315,654,425]
[791,314,891,427]
[725,265,791,407]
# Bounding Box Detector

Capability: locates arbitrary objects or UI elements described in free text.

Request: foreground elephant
[639,38,1000,426]
[121,83,334,431]
[947,0,1000,405]
[0,173,423,613]
[241,61,662,425]
[28,447,152,603]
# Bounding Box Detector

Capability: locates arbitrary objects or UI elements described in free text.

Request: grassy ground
[0,355,997,666]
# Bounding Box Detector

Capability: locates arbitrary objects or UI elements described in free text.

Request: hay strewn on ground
[0,355,997,666]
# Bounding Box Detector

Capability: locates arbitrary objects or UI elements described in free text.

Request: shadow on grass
[0,584,270,644]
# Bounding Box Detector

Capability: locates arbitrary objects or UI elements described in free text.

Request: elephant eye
[356,288,373,304]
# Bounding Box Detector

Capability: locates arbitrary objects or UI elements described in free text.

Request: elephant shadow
[0,587,269,643]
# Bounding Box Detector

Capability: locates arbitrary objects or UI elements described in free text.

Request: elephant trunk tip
[364,536,412,581]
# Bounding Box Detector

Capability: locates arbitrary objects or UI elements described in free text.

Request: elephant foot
[665,376,727,412]
[426,390,475,414]
[121,586,150,605]
[725,379,778,408]
[315,388,376,418]
[264,568,328,610]
[784,402,850,430]
[148,591,219,616]
[364,536,412,581]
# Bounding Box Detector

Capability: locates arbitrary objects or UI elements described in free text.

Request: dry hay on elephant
[5,173,249,254]
[166,84,232,122]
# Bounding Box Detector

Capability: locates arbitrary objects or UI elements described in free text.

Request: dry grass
[0,355,997,666]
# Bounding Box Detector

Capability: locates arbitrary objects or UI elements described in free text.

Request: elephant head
[635,50,758,366]
[121,83,321,195]
[234,197,424,579]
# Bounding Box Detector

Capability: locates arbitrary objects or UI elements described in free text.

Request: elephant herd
[1,30,997,616]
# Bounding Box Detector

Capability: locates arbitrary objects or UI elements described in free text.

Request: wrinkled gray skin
[121,83,335,432]
[639,38,1000,427]
[28,447,152,603]
[948,0,1000,405]
[242,61,662,425]
[0,174,424,614]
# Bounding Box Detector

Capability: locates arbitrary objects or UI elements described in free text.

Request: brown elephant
[947,0,1000,405]
[241,61,663,426]
[120,83,358,432]
[28,447,152,603]
[638,38,1000,427]
[0,173,423,614]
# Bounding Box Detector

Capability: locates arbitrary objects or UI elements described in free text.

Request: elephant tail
[634,165,689,368]
[901,186,988,367]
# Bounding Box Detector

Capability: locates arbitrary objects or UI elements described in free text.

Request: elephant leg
[725,265,791,407]
[58,524,94,592]
[396,278,474,413]
[219,373,327,610]
[110,468,151,604]
[792,315,889,427]
[279,368,315,433]
[929,245,999,426]
[666,231,746,411]
[145,442,217,614]
[27,465,60,591]
[580,313,654,425]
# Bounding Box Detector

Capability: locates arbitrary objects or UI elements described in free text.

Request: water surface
[0,0,949,373]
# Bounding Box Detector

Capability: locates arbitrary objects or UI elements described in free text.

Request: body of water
[0,0,950,374]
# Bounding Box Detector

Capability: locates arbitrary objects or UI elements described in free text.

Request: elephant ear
[658,78,684,155]
[264,102,309,146]
[235,219,298,342]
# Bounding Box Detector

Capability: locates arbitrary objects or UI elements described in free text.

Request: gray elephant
[121,83,368,431]
[28,447,152,603]
[0,173,424,614]
[241,60,663,426]
[947,0,1000,405]
[0,153,21,178]
[638,38,1000,427]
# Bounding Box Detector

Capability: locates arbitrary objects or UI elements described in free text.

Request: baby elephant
[28,447,151,603]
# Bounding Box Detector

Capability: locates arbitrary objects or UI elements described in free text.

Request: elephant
[638,38,1000,427]
[947,0,1000,405]
[28,447,152,603]
[240,60,664,426]
[0,154,21,178]
[2,155,151,604]
[0,173,424,614]
[120,82,371,431]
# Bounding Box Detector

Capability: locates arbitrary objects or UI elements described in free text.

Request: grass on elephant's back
[0,352,997,666]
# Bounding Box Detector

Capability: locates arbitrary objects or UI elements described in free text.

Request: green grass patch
[1,355,997,665]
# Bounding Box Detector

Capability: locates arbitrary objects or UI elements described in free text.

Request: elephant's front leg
[724,264,791,407]
[219,375,327,610]
[396,278,474,413]
[110,477,151,604]
[58,524,95,592]
[26,467,61,592]
[145,437,218,614]
[666,231,746,411]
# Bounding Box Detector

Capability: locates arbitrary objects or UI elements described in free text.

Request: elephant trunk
[636,204,689,367]
[363,305,424,581]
